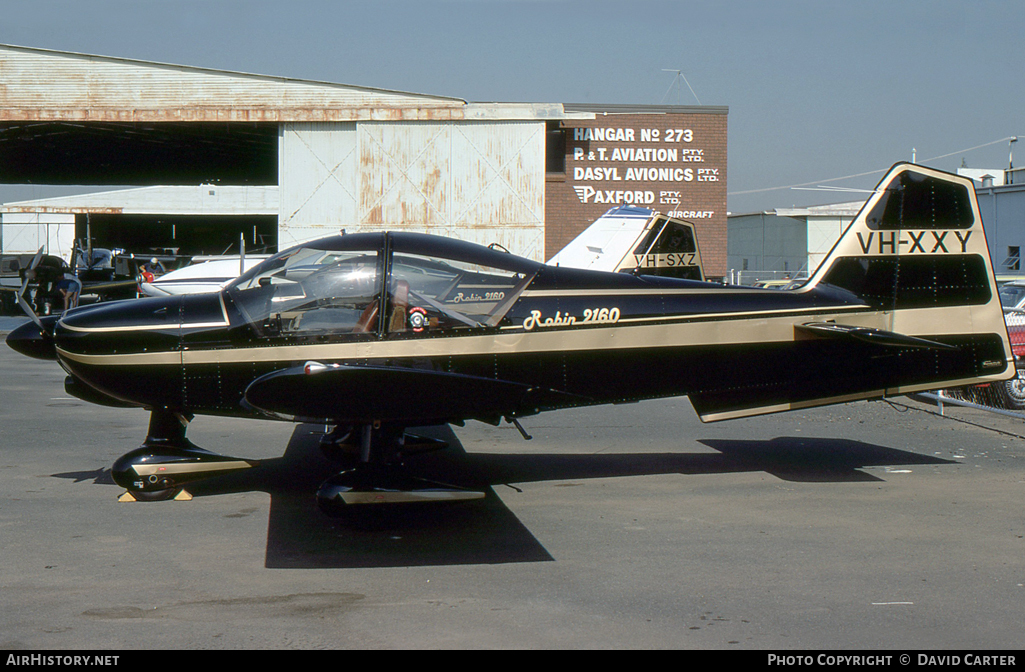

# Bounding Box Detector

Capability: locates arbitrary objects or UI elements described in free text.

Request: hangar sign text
[566,121,723,218]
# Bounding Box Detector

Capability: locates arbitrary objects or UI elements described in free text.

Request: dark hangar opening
[77,214,278,257]
[0,122,278,185]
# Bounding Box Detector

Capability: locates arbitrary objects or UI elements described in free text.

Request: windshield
[227,242,382,336]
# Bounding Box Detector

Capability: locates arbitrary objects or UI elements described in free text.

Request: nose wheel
[112,409,254,502]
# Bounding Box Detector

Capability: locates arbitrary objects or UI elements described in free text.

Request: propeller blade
[17,246,42,294]
[17,292,44,331]
[29,246,44,269]
[16,247,46,331]
[16,291,44,331]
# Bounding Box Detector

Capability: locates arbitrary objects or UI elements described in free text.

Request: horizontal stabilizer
[797,322,958,351]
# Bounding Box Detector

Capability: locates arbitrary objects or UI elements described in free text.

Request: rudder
[803,162,1012,393]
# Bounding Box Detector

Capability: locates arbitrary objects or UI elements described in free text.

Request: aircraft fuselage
[47,228,1006,425]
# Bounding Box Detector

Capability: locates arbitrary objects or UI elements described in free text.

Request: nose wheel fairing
[112,409,254,502]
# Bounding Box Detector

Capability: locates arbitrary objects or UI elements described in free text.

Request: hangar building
[0,44,728,274]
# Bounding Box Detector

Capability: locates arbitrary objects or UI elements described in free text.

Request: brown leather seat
[353,300,379,333]
[389,280,409,332]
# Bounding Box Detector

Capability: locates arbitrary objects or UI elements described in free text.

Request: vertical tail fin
[690,163,1012,422]
[805,162,1012,389]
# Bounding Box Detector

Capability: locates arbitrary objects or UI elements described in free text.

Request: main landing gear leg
[315,422,484,514]
[111,409,254,502]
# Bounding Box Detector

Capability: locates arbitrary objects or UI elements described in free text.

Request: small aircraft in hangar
[5,163,1014,511]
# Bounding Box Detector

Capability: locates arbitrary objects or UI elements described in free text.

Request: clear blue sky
[2,0,1022,213]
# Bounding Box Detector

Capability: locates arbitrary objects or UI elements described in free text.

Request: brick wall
[545,110,728,277]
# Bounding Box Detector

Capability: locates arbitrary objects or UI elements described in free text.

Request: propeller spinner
[5,248,59,360]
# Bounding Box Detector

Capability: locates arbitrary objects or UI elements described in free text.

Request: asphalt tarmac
[2,336,1024,650]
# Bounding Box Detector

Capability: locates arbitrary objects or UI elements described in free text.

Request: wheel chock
[117,489,193,502]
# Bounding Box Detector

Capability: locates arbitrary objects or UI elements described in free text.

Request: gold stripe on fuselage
[54,303,1003,368]
[56,347,182,367]
[57,294,231,333]
[499,302,869,330]
[519,287,805,299]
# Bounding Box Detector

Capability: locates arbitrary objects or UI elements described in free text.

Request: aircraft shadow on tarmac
[52,427,955,569]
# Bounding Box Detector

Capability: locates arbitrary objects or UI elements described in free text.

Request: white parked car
[999,279,1025,313]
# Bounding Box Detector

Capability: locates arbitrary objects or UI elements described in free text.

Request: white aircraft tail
[547,206,704,280]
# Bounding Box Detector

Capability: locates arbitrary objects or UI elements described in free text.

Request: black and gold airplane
[5,164,1014,510]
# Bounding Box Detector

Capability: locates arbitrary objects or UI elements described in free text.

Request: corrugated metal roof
[0,43,469,122]
[0,185,278,215]
[774,201,865,217]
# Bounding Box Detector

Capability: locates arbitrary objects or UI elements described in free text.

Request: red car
[964,281,1025,409]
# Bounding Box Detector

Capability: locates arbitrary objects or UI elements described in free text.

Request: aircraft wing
[81,278,141,294]
[243,362,584,425]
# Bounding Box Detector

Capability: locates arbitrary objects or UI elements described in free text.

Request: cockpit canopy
[226,232,542,337]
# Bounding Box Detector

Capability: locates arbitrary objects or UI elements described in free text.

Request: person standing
[56,272,82,312]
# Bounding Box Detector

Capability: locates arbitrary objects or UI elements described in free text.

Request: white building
[726,201,863,283]
[0,185,278,257]
[727,166,1025,284]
